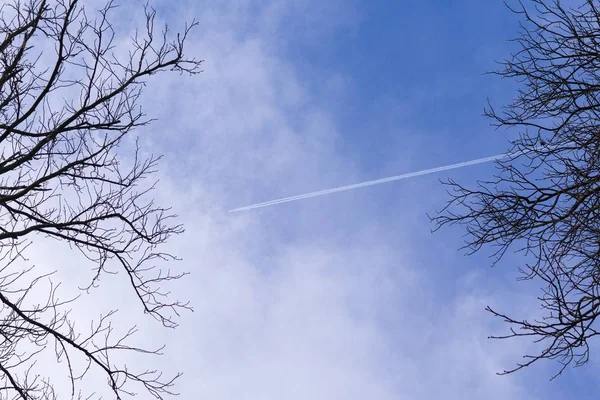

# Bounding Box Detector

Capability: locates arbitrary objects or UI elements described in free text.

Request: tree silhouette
[0,0,201,397]
[434,0,600,379]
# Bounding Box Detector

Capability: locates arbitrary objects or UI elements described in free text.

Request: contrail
[229,147,538,213]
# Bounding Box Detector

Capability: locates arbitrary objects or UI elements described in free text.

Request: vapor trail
[229,148,534,213]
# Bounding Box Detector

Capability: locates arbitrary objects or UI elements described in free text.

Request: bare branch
[0,0,201,397]
[433,0,600,379]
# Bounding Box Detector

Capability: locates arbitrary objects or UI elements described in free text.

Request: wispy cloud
[19,0,559,398]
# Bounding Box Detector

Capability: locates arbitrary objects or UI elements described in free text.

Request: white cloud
[10,0,561,398]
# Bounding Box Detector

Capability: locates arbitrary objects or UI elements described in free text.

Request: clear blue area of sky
[279,0,518,170]
[261,0,600,397]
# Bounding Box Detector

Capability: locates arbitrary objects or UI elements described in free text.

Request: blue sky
[154,0,598,397]
[27,0,600,398]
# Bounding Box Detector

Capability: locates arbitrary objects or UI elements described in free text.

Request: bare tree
[432,0,600,380]
[0,0,201,398]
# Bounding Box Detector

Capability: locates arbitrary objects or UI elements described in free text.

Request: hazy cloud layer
[19,0,563,398]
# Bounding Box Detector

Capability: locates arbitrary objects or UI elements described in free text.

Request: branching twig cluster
[433,0,600,379]
[431,0,600,379]
[0,0,201,398]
